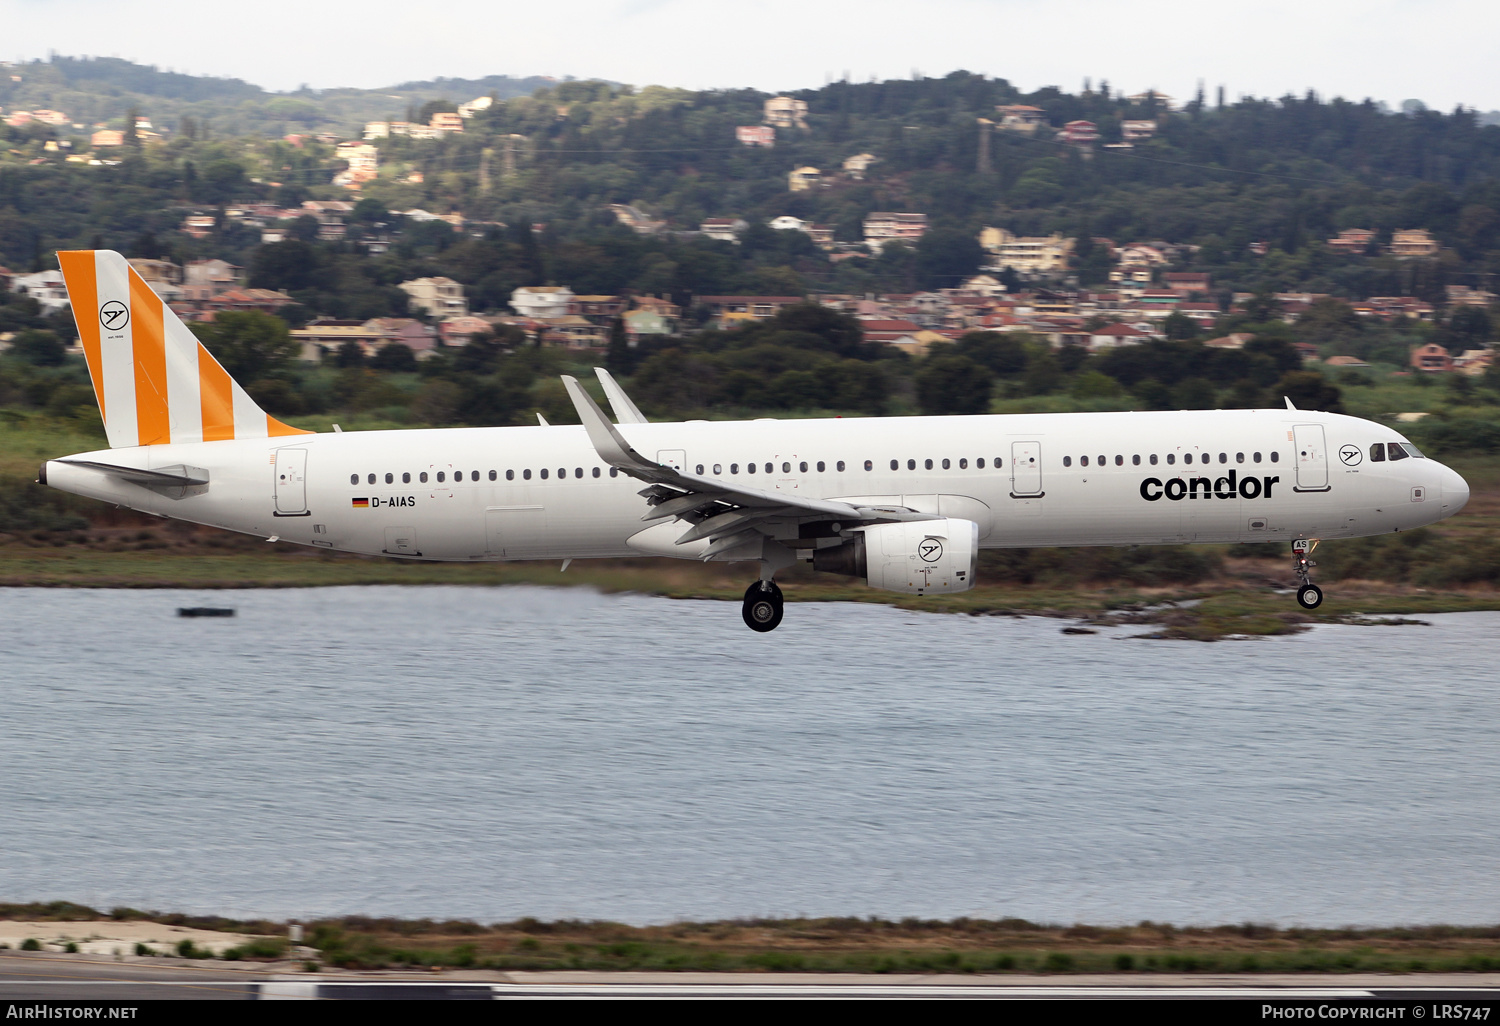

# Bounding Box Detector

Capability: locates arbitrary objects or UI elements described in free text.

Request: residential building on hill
[764,95,808,130]
[736,126,775,147]
[1390,229,1439,258]
[788,166,821,192]
[864,212,928,252]
[701,217,748,243]
[1121,120,1157,141]
[978,228,1073,274]
[995,105,1046,132]
[1327,228,1376,253]
[400,276,468,318]
[510,286,575,319]
[842,152,877,179]
[1057,120,1099,145]
[698,296,804,326]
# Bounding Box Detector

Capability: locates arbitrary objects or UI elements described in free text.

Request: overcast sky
[5,0,1498,112]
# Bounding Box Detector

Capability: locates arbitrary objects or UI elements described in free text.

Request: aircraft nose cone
[1443,464,1470,512]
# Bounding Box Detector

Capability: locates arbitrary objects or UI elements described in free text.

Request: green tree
[915,354,994,414]
[191,311,299,381]
[914,227,985,291]
[605,316,631,375]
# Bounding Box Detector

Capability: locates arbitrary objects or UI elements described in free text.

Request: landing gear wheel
[1291,540,1323,610]
[742,580,784,633]
[1296,584,1324,610]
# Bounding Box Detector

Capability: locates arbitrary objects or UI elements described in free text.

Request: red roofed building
[1089,322,1152,349]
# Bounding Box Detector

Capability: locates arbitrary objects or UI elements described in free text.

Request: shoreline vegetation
[4,903,1500,974]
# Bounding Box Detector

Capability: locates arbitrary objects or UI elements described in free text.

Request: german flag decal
[352,497,370,508]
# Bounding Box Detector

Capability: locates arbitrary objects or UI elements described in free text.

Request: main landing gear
[742,579,784,632]
[1293,539,1323,610]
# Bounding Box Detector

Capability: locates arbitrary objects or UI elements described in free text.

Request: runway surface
[4,954,1500,999]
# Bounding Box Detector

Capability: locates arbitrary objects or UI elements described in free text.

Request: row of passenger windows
[695,458,999,475]
[352,467,622,485]
[1064,451,1281,468]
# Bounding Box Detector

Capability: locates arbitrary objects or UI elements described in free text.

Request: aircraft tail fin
[56,250,311,448]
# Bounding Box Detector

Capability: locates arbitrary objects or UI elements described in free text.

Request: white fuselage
[44,408,1468,563]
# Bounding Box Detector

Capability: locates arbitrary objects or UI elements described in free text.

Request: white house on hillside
[510,286,575,319]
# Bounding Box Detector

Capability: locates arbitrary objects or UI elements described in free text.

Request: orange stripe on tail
[57,251,105,419]
[128,270,170,445]
[198,342,236,441]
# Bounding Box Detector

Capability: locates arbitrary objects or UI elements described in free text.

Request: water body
[1,585,1498,927]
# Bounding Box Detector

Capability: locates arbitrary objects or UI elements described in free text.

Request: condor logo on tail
[1140,471,1281,501]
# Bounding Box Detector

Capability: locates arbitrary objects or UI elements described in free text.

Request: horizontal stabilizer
[59,460,209,488]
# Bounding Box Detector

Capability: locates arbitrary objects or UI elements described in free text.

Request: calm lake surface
[2,585,1498,927]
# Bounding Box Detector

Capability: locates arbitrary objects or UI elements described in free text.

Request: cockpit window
[1370,443,1386,462]
[1387,442,1409,462]
[1401,442,1425,458]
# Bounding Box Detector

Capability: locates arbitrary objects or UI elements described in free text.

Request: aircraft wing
[562,375,934,558]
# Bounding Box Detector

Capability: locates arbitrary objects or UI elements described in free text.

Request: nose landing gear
[742,579,784,632]
[1293,539,1323,609]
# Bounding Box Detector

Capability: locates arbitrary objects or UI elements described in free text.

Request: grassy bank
[5,903,1500,973]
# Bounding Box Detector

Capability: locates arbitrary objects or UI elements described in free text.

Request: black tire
[742,581,784,632]
[1296,584,1323,610]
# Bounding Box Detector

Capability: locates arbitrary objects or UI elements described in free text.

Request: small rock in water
[178,607,235,618]
[1061,626,1097,635]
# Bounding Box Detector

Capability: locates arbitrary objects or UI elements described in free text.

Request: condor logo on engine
[919,538,944,562]
[1140,471,1280,502]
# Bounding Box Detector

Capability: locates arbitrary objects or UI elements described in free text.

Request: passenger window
[925,459,933,470]
[1098,455,1106,466]
[420,472,429,483]
[1253,452,1262,463]
[1370,444,1386,462]
[1150,454,1158,465]
[1220,453,1228,464]
[523,470,531,480]
[1235,453,1244,464]
[367,473,376,484]
[558,468,566,479]
[864,460,872,471]
[1388,442,1409,462]
[350,474,358,485]
[890,459,899,471]
[814,461,822,472]
[507,470,515,480]
[977,458,985,469]
[473,471,480,482]
[593,467,601,478]
[1271,452,1280,463]
[1114,455,1123,466]
[1184,453,1193,465]
[539,469,548,480]
[1080,455,1089,467]
[747,463,756,474]
[1167,454,1175,465]
[610,468,619,477]
[453,471,461,481]
[713,464,722,474]
[1132,455,1141,466]
[800,461,808,473]
[835,461,844,472]
[696,464,704,475]
[403,472,411,483]
[959,458,968,469]
[437,471,445,482]
[385,473,393,484]
[907,459,916,470]
[731,463,740,474]
[764,463,772,474]
[574,468,582,479]
[1064,456,1073,467]
[783,462,791,473]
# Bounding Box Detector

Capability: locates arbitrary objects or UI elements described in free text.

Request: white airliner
[40,251,1470,631]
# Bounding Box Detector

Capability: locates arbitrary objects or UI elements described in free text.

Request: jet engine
[813,518,979,595]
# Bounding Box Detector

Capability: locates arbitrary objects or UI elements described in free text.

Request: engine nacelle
[813,518,978,595]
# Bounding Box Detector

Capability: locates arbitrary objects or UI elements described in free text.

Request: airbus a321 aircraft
[39,251,1470,631]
